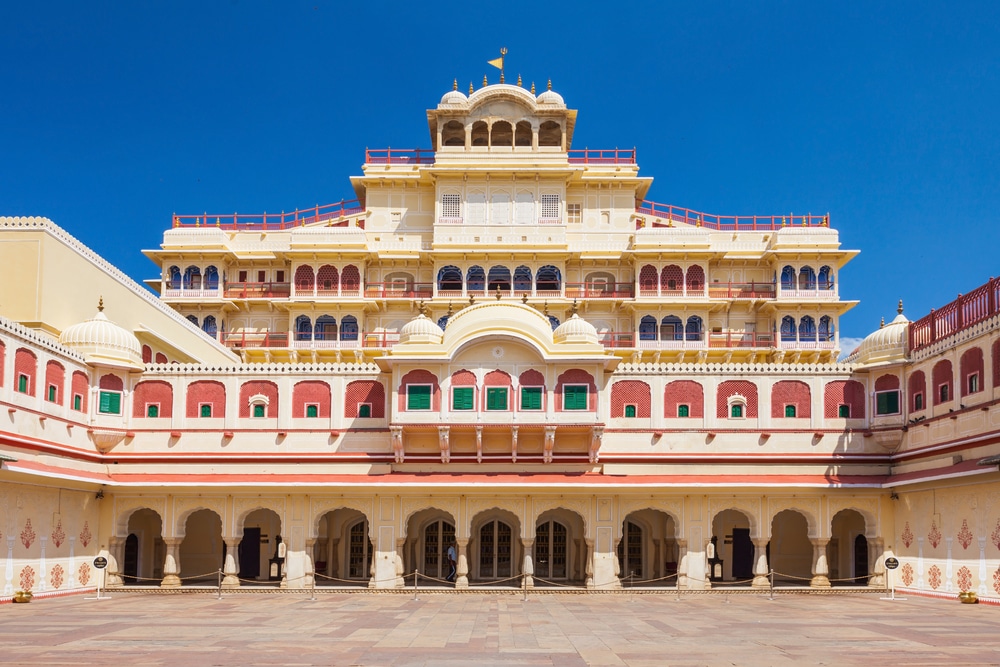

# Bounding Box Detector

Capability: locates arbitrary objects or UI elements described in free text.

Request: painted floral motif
[20,518,36,549]
[79,521,92,548]
[19,565,36,591]
[957,565,973,591]
[78,562,91,586]
[927,520,942,549]
[51,518,66,549]
[50,564,64,589]
[928,564,942,590]
[992,519,1000,551]
[957,519,974,550]
[901,521,913,548]
[993,566,1000,594]
[901,563,914,587]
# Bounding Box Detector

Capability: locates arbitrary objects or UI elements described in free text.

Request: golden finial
[521,294,528,304]
[417,300,426,316]
[543,300,549,316]
[517,73,522,87]
[495,286,503,301]
[571,299,578,316]
[469,81,474,94]
[897,299,904,315]
[98,296,104,313]
[446,301,453,317]
[880,316,885,329]
[530,82,536,95]
[453,79,458,91]
[483,74,488,87]
[469,294,476,305]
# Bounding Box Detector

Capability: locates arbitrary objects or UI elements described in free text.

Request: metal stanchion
[522,573,528,601]
[768,569,774,601]
[216,568,223,600]
[413,569,419,601]
[309,571,317,601]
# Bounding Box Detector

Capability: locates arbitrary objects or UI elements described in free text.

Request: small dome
[536,82,565,107]
[59,302,143,369]
[852,303,909,365]
[439,89,468,106]
[399,314,444,344]
[552,313,598,344]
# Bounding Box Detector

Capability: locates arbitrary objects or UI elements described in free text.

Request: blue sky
[3,2,999,348]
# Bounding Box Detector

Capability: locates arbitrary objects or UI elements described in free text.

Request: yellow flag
[487,57,504,69]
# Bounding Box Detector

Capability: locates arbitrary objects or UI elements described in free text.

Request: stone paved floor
[1,591,997,666]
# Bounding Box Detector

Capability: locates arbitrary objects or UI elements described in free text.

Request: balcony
[364,283,435,300]
[224,282,291,299]
[778,284,838,300]
[221,332,289,349]
[365,148,435,165]
[565,283,634,299]
[221,331,401,351]
[172,199,364,231]
[567,148,636,165]
[708,332,775,348]
[162,287,221,299]
[707,282,776,300]
[637,287,707,299]
[636,200,830,231]
[778,337,836,351]
[291,286,362,299]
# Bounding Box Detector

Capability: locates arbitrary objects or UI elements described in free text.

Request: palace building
[1,80,999,600]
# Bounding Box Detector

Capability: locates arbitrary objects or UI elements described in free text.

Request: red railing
[223,282,291,299]
[362,332,401,348]
[365,148,435,165]
[598,331,776,349]
[708,332,776,348]
[565,283,635,299]
[568,148,636,165]
[636,201,829,231]
[220,332,289,349]
[909,277,1000,351]
[173,199,364,230]
[364,283,434,299]
[707,282,776,299]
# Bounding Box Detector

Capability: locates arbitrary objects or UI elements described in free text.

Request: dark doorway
[239,527,261,580]
[732,528,754,580]
[123,533,139,584]
[853,534,869,584]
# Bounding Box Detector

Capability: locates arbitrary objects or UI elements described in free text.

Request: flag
[487,57,504,69]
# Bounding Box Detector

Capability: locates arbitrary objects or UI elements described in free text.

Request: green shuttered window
[98,390,121,415]
[407,385,431,411]
[452,387,474,411]
[521,387,542,410]
[486,387,507,411]
[563,385,587,411]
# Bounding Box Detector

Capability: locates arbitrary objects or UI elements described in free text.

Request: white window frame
[146,402,161,418]
[563,383,589,411]
[540,194,560,221]
[519,385,544,411]
[727,395,747,420]
[874,389,901,416]
[566,202,582,224]
[357,402,372,418]
[967,372,980,394]
[406,383,433,411]
[441,194,461,220]
[624,403,637,418]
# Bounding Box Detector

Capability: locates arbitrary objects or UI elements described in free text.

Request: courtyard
[0,591,996,666]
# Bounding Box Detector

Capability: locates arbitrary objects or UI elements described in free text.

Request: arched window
[660,265,683,292]
[515,121,532,146]
[348,520,373,579]
[799,266,816,290]
[819,316,834,341]
[168,266,181,289]
[315,315,337,341]
[487,265,511,291]
[467,266,485,292]
[202,315,217,337]
[799,316,816,342]
[639,315,657,341]
[513,266,533,292]
[317,265,339,293]
[442,120,464,147]
[204,266,219,290]
[538,120,561,147]
[536,265,561,292]
[340,315,359,341]
[781,316,797,341]
[295,315,313,341]
[437,315,449,329]
[686,265,705,293]
[685,316,703,341]
[491,120,513,146]
[438,265,463,292]
[294,265,315,293]
[183,266,202,289]
[186,315,199,326]
[471,121,489,146]
[660,315,683,341]
[639,265,658,294]
[818,266,833,290]
[548,316,560,331]
[780,266,796,290]
[341,265,360,293]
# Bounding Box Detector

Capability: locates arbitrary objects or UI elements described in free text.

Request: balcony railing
[292,286,362,298]
[220,332,289,349]
[565,283,634,299]
[636,201,830,231]
[221,331,401,351]
[172,199,364,231]
[364,283,435,299]
[708,332,775,348]
[778,337,837,350]
[568,148,636,165]
[223,282,291,299]
[707,282,776,299]
[598,332,777,350]
[910,276,1000,351]
[365,148,435,165]
[779,285,837,299]
[162,287,221,298]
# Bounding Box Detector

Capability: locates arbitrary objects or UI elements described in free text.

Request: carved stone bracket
[475,426,483,464]
[543,426,557,464]
[89,429,126,453]
[391,426,404,463]
[511,426,518,463]
[439,426,451,464]
[590,427,604,463]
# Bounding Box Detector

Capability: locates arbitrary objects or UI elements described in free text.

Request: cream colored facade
[0,82,998,600]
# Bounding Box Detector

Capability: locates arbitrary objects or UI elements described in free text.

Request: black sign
[884,557,899,570]
[93,556,108,569]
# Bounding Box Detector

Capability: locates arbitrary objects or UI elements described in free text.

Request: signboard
[884,557,899,570]
[93,556,108,569]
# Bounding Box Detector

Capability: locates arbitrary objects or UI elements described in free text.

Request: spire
[469,81,474,94]
[517,73,522,87]
[897,299,904,315]
[452,79,458,91]
[530,81,536,95]
[880,316,885,329]
[547,79,552,91]
[483,74,488,87]
[98,296,105,313]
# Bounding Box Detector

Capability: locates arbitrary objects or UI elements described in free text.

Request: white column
[161,538,182,588]
[521,538,534,588]
[810,538,831,588]
[752,538,770,588]
[455,538,469,589]
[222,538,240,588]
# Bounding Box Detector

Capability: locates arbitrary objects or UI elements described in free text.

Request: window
[257,270,266,283]
[306,404,319,418]
[677,404,690,418]
[968,373,980,394]
[452,387,474,411]
[441,194,461,219]
[238,270,248,282]
[252,404,266,418]
[521,386,542,410]
[200,404,213,418]
[275,270,285,283]
[357,403,371,418]
[939,383,950,402]
[784,404,797,418]
[838,404,851,418]
[47,384,57,402]
[17,374,28,394]
[98,391,121,415]
[875,390,900,416]
[407,385,432,411]
[486,387,508,411]
[147,404,159,418]
[563,385,588,411]
[624,404,637,418]
[73,394,82,411]
[914,392,924,411]
[730,404,743,418]
[567,203,582,224]
[540,194,560,220]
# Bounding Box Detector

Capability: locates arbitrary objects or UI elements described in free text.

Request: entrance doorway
[478,520,512,579]
[732,528,753,579]
[423,519,455,580]
[535,520,567,580]
[123,534,139,583]
[239,527,261,579]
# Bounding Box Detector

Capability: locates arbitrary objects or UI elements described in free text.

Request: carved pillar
[329,537,340,579]
[868,537,886,587]
[222,538,241,588]
[584,538,595,588]
[810,538,831,588]
[752,538,770,588]
[105,536,124,587]
[675,539,689,589]
[455,538,469,589]
[521,538,535,588]
[395,537,406,588]
[303,539,316,588]
[161,538,182,588]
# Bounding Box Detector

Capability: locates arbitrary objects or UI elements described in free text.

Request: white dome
[852,304,909,365]
[552,313,598,344]
[439,89,468,106]
[399,314,444,344]
[536,84,565,107]
[59,303,143,369]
